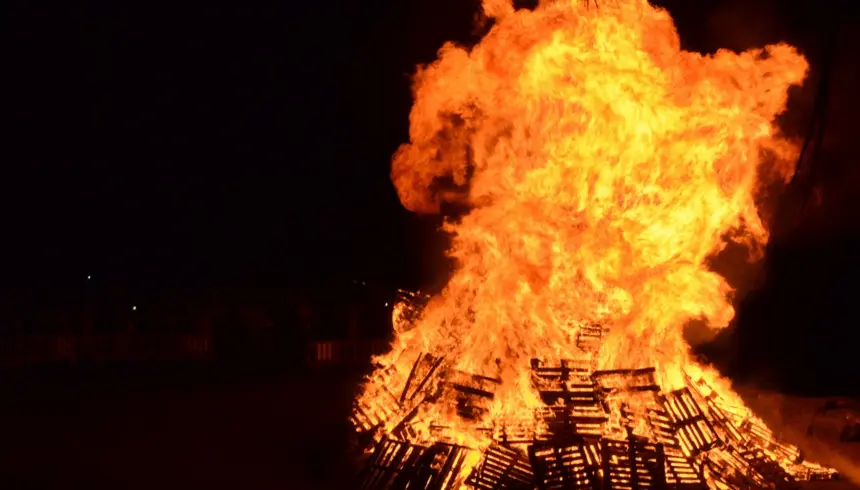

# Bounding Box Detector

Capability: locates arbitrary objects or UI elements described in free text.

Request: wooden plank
[390,442,472,490]
[359,438,428,490]
[600,436,667,490]
[592,368,659,393]
[660,388,720,457]
[400,353,445,404]
[529,440,601,490]
[469,444,534,490]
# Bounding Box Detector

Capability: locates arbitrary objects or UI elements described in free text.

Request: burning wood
[359,438,474,490]
[468,444,534,490]
[354,370,840,489]
[529,440,601,490]
[353,0,838,487]
[659,388,721,457]
[359,438,429,490]
[600,435,668,490]
[448,370,502,421]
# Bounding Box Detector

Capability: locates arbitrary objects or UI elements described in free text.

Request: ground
[0,364,361,490]
[0,364,856,489]
[737,386,860,486]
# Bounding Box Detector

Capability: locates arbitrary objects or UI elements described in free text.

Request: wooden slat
[592,368,659,393]
[529,440,601,490]
[469,444,534,490]
[390,442,472,490]
[400,353,445,404]
[740,448,799,490]
[660,388,720,457]
[600,437,667,490]
[359,438,428,490]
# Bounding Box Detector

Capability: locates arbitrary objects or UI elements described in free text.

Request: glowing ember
[354,0,836,488]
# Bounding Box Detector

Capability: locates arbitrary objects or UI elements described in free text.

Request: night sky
[4,1,860,389]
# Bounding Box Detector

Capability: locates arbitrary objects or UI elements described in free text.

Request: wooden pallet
[660,388,720,458]
[536,405,607,440]
[531,360,595,401]
[400,353,446,404]
[447,370,501,421]
[647,407,679,447]
[740,448,799,490]
[493,416,538,446]
[684,376,746,446]
[468,444,534,490]
[793,464,840,482]
[529,439,601,490]
[389,442,472,490]
[359,438,429,490]
[740,419,801,464]
[592,368,660,394]
[352,384,402,435]
[663,444,707,490]
[576,324,604,356]
[705,448,763,490]
[352,363,407,434]
[600,436,668,490]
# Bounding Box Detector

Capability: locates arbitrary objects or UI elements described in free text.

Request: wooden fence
[0,333,212,367]
[306,339,390,366]
[0,334,390,368]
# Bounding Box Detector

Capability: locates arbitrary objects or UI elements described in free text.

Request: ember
[353,0,839,488]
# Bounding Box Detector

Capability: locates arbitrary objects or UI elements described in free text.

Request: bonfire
[352,0,839,488]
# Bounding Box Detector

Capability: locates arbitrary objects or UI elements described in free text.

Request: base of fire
[351,350,840,490]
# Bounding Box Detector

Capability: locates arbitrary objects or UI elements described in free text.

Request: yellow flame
[358,0,810,482]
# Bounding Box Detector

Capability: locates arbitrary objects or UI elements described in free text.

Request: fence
[0,333,212,368]
[0,334,389,368]
[306,339,390,366]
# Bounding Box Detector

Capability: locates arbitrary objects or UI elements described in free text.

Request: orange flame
[362,0,807,459]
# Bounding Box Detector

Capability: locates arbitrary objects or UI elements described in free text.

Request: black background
[4,0,860,393]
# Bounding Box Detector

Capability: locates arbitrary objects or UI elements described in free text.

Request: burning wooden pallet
[575,324,604,353]
[576,324,605,371]
[493,417,539,446]
[354,365,841,489]
[739,448,798,490]
[659,388,721,457]
[400,353,446,404]
[529,438,601,490]
[663,444,708,490]
[739,419,801,464]
[352,382,402,436]
[593,368,660,395]
[467,444,534,490]
[399,442,473,490]
[535,405,607,441]
[360,438,473,490]
[447,369,501,421]
[532,359,608,440]
[600,435,668,490]
[353,353,448,445]
[791,463,840,482]
[359,438,430,490]
[531,359,597,403]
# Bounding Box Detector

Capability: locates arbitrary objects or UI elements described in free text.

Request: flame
[359,0,808,476]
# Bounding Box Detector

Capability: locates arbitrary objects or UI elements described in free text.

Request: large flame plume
[360,0,808,458]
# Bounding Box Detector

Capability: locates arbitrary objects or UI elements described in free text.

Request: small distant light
[87,275,91,280]
[132,306,137,311]
[384,302,388,307]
